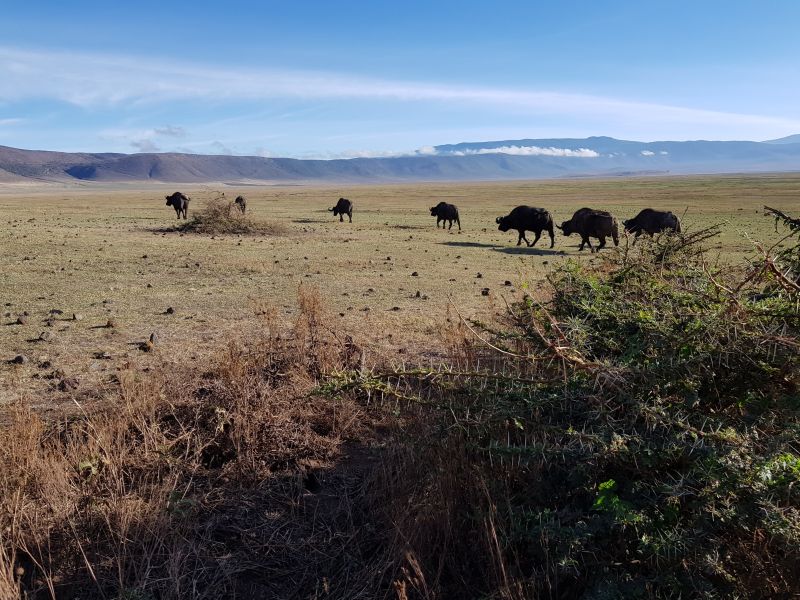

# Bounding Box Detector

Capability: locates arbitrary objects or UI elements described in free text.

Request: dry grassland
[1,174,799,411]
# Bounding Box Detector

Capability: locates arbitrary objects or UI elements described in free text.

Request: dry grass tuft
[179,196,289,235]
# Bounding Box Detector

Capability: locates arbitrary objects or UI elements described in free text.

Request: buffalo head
[557,220,575,236]
[496,216,510,232]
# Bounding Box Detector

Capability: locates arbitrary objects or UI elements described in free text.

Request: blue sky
[1,0,799,157]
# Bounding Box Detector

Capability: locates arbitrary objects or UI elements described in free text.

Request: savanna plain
[2,175,796,408]
[0,174,799,599]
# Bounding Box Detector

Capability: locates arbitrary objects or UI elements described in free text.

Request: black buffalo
[165,192,190,219]
[557,207,619,252]
[329,197,353,222]
[496,206,555,248]
[430,202,461,230]
[623,208,681,243]
[234,195,247,214]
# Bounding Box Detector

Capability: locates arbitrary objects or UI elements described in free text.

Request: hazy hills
[1,136,800,185]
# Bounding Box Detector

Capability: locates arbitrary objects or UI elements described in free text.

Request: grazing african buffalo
[430,202,461,230]
[234,195,247,214]
[165,192,190,219]
[623,208,681,243]
[496,206,555,248]
[329,197,353,222]
[557,207,619,252]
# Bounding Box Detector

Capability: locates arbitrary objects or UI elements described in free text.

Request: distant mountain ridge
[764,134,800,145]
[1,136,800,185]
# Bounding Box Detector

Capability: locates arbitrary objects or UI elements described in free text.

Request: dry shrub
[323,217,800,598]
[0,288,389,599]
[179,195,288,235]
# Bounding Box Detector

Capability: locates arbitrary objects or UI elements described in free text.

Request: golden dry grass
[1,174,799,410]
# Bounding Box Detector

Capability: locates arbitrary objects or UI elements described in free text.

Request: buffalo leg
[597,236,606,250]
[448,219,453,230]
[548,228,555,248]
[348,212,352,223]
[528,230,541,247]
[457,217,461,231]
[340,214,344,222]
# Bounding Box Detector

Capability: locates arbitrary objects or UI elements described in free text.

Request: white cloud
[131,139,159,152]
[640,150,655,156]
[0,118,24,126]
[659,150,669,155]
[154,125,187,138]
[2,46,800,136]
[444,145,599,157]
[415,145,437,155]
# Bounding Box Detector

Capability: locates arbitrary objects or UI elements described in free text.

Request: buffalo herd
[164,192,680,252]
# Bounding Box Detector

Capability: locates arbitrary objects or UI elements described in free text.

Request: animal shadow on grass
[144,226,182,234]
[293,218,328,224]
[441,241,498,249]
[494,246,563,256]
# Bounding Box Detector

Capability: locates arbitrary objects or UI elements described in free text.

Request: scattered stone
[38,331,54,342]
[415,290,421,298]
[542,260,549,265]
[49,309,63,315]
[411,271,419,277]
[165,307,175,315]
[149,332,159,345]
[102,299,113,305]
[481,288,490,296]
[391,306,401,311]
[476,273,483,279]
[142,254,148,259]
[94,351,112,360]
[105,319,117,329]
[58,377,80,392]
[504,280,512,286]
[10,354,28,365]
[44,318,55,327]
[146,283,153,289]
[140,340,154,353]
[39,360,52,369]
[16,315,28,325]
[72,313,83,321]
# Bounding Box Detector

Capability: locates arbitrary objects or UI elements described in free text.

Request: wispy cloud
[442,145,599,157]
[0,118,24,126]
[2,46,800,134]
[131,138,160,152]
[98,125,189,153]
[154,125,187,138]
